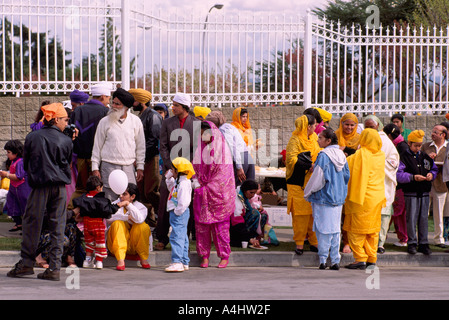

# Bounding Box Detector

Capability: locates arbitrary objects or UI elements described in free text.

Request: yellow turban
[172,157,195,180]
[314,107,332,123]
[408,130,425,143]
[194,106,211,119]
[128,88,152,105]
[41,103,68,121]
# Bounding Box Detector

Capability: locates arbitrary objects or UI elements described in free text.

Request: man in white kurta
[91,88,146,200]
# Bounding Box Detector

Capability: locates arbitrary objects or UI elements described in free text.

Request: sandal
[9,225,22,232]
[154,242,165,251]
[200,258,209,268]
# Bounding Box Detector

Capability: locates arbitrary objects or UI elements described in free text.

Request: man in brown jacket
[154,93,200,250]
[422,124,449,247]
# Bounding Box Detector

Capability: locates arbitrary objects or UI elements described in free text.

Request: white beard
[108,107,127,122]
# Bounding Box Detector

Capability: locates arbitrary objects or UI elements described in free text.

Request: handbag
[286,151,312,187]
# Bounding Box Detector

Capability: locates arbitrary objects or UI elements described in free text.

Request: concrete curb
[1,250,448,268]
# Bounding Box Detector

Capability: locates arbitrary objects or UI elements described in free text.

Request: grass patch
[0,238,21,251]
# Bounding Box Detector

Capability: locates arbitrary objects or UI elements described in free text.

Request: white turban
[91,82,113,97]
[173,92,191,108]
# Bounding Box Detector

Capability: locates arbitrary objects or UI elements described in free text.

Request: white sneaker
[83,258,95,268]
[183,264,189,271]
[394,242,407,247]
[95,261,103,269]
[165,263,184,272]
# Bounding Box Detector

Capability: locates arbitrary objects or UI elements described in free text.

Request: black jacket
[140,108,163,161]
[286,151,312,187]
[70,101,109,159]
[23,125,73,188]
[72,192,119,219]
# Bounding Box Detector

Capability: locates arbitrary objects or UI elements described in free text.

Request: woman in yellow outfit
[286,114,321,254]
[343,128,386,269]
[107,183,151,271]
[335,113,361,156]
[335,113,361,253]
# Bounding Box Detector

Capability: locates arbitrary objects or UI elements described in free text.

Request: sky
[148,0,330,17]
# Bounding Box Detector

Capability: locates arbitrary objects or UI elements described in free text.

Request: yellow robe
[343,128,386,234]
[286,116,321,216]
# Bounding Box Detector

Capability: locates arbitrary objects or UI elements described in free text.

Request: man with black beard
[129,88,163,227]
[91,88,146,200]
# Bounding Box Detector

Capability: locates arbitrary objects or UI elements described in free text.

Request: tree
[412,0,449,28]
[310,0,420,107]
[0,17,71,88]
[74,10,135,83]
[313,0,416,29]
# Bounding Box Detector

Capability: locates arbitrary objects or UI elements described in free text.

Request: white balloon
[108,169,128,195]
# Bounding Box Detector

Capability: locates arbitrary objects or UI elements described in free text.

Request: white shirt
[91,112,146,171]
[166,174,192,216]
[219,123,248,169]
[106,200,148,225]
[379,131,400,206]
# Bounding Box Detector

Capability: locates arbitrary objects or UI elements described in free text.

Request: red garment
[83,216,107,261]
[179,116,187,128]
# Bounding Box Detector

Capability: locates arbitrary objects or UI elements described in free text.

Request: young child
[72,175,119,269]
[164,157,195,272]
[304,129,350,270]
[0,140,31,232]
[396,130,438,255]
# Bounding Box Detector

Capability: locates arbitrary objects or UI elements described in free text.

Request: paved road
[1,265,448,302]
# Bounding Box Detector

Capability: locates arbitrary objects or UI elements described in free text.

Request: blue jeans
[169,208,190,265]
[315,230,341,265]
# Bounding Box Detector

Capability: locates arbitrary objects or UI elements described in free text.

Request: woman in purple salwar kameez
[0,140,31,232]
[193,121,236,268]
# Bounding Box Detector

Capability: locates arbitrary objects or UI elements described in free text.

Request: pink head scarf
[192,121,236,224]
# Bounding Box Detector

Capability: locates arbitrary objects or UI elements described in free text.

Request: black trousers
[21,185,67,270]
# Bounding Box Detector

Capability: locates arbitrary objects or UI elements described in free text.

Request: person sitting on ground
[230,179,269,248]
[106,183,151,271]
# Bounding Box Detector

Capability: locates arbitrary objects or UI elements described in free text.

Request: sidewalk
[1,220,448,268]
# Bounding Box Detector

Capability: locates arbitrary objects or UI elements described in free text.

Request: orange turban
[128,88,152,105]
[41,103,68,121]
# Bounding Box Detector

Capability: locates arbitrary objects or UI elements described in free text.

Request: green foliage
[411,0,449,28]
[313,0,416,28]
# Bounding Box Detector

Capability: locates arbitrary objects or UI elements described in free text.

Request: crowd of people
[3,82,449,280]
[290,111,449,270]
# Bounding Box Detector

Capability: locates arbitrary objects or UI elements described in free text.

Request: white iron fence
[310,16,449,115]
[1,0,448,114]
[0,0,123,94]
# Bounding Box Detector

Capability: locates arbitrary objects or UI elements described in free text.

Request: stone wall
[0,97,447,168]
